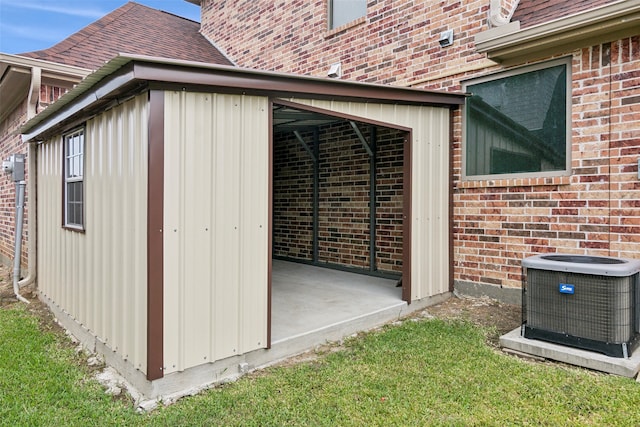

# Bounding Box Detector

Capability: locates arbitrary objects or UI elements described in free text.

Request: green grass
[1,304,640,426]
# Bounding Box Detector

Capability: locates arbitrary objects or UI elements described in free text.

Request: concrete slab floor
[500,327,640,378]
[271,260,403,342]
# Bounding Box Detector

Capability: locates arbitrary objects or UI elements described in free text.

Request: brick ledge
[456,175,571,189]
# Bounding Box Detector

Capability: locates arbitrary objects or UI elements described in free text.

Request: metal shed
[21,55,465,400]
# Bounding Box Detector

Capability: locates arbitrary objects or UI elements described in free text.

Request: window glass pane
[73,155,81,178]
[465,63,567,177]
[74,135,81,156]
[330,0,366,29]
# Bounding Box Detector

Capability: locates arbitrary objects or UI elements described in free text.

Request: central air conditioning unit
[522,254,640,358]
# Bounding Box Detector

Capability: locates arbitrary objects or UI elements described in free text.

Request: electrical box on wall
[3,154,25,182]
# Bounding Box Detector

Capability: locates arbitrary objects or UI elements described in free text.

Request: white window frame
[63,127,85,230]
[461,57,572,181]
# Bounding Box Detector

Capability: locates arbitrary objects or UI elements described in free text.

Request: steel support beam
[293,130,317,162]
[349,121,373,157]
[369,126,377,272]
[312,128,320,263]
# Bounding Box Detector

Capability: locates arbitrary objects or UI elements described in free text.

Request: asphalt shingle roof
[19,1,232,70]
[512,0,618,28]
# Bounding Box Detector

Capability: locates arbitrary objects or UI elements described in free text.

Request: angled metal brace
[293,130,317,162]
[349,121,373,157]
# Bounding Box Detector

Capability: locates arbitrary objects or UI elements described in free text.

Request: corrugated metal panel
[37,94,148,373]
[284,99,450,301]
[163,92,269,374]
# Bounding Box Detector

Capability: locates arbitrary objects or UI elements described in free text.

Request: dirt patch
[426,294,521,346]
[0,264,68,338]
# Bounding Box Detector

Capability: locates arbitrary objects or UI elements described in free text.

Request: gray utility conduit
[13,180,29,304]
[3,153,30,303]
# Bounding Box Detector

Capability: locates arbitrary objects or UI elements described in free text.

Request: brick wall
[201,1,640,293]
[451,39,640,288]
[0,99,28,267]
[273,130,314,260]
[0,83,68,269]
[200,0,493,85]
[273,122,404,274]
[375,127,404,273]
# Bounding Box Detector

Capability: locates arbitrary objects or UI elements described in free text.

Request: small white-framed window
[462,57,572,180]
[63,127,84,229]
[328,0,366,29]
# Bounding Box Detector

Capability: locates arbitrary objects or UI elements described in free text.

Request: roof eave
[0,53,92,77]
[22,54,465,142]
[21,59,138,142]
[475,0,640,64]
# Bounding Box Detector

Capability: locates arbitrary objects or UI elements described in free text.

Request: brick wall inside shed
[273,122,404,274]
[273,130,314,260]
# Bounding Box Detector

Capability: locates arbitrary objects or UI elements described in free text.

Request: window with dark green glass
[464,58,570,178]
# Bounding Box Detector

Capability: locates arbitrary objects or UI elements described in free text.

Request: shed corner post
[147,90,165,380]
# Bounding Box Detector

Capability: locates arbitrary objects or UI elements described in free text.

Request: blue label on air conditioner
[559,283,575,294]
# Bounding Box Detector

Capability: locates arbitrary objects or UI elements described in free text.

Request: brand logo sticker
[559,283,575,294]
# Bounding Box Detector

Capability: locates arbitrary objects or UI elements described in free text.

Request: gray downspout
[13,67,41,302]
[17,144,37,290]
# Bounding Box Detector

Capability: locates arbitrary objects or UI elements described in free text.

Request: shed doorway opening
[270,100,411,342]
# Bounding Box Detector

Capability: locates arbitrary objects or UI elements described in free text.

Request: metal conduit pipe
[13,179,29,304]
[18,145,37,291]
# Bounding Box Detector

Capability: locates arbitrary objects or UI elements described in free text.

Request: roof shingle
[19,1,231,70]
[512,0,619,28]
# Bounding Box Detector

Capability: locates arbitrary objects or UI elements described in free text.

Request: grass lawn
[1,302,639,426]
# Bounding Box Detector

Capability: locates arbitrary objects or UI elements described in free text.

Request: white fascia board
[475,0,640,62]
[0,53,91,78]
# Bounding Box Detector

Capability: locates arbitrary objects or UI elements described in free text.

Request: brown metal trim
[448,109,456,293]
[147,90,164,380]
[267,99,274,350]
[25,56,464,144]
[133,61,465,106]
[273,99,414,132]
[402,131,412,303]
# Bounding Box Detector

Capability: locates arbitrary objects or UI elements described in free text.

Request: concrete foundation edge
[500,327,640,378]
[40,290,451,406]
[455,280,521,305]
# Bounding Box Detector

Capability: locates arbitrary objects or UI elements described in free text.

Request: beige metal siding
[37,94,149,373]
[285,99,450,301]
[163,92,269,374]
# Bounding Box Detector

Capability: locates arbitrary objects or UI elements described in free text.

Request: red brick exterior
[0,99,29,267]
[202,1,640,293]
[273,123,404,274]
[0,84,69,269]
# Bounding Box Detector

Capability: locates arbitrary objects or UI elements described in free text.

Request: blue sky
[0,0,201,54]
